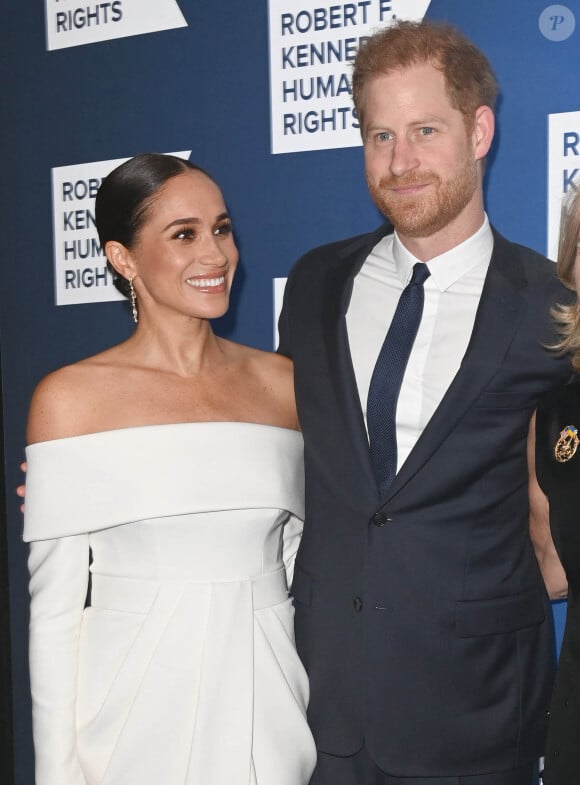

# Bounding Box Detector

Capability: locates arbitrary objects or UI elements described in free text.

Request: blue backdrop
[1,2,577,782]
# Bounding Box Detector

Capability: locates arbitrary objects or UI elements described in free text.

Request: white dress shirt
[346,216,494,472]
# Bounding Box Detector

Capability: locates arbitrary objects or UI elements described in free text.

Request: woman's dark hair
[95,153,212,297]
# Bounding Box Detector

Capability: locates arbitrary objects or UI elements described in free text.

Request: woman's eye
[214,222,233,237]
[174,228,195,240]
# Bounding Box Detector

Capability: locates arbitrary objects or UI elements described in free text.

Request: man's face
[361,63,481,240]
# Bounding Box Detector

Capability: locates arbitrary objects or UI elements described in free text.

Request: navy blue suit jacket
[278,224,572,777]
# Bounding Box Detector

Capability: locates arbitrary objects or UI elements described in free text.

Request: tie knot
[410,262,430,286]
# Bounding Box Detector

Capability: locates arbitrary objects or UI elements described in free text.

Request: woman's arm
[528,412,568,600]
[28,535,90,785]
[26,370,91,784]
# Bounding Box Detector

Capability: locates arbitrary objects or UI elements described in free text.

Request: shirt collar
[392,214,493,291]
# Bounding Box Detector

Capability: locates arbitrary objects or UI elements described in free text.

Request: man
[278,20,571,785]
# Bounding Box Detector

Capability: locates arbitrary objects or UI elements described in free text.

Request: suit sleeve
[28,534,90,785]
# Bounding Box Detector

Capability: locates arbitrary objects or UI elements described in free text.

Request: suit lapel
[383,229,527,502]
[322,225,391,501]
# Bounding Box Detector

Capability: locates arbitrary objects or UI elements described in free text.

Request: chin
[195,300,230,321]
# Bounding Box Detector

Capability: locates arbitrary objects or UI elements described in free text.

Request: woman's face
[128,170,238,321]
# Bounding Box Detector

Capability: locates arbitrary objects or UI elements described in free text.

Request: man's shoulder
[290,223,392,276]
[492,227,559,282]
[490,227,573,316]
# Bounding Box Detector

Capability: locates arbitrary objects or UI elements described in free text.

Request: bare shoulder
[230,342,294,385]
[27,351,120,444]
[251,347,294,380]
[28,365,86,444]
[248,348,298,428]
[220,341,298,429]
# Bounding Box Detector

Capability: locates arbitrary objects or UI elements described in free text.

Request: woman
[529,188,580,785]
[23,153,316,785]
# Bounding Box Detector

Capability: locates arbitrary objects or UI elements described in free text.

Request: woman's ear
[105,240,137,281]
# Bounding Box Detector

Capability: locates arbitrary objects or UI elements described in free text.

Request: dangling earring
[129,276,138,324]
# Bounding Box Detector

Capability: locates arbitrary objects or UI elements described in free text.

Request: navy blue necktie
[367,262,431,496]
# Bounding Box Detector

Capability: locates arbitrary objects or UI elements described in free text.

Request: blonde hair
[552,187,580,370]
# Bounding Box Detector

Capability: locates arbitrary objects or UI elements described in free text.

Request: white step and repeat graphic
[268,0,431,154]
[548,110,580,260]
[273,277,287,347]
[52,151,191,305]
[45,0,187,50]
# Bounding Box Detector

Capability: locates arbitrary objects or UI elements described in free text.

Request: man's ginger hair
[352,20,499,132]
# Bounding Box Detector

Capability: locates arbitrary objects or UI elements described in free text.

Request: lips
[380,172,438,194]
[391,183,429,195]
[385,178,430,193]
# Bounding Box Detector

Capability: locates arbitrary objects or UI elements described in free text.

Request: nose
[389,137,419,177]
[198,232,229,267]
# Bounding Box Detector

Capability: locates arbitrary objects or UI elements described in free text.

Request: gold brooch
[554,424,579,463]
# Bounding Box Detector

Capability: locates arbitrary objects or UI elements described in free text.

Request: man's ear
[473,105,495,162]
[105,240,137,281]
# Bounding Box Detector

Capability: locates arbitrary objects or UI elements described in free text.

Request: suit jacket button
[353,596,363,612]
[372,512,391,527]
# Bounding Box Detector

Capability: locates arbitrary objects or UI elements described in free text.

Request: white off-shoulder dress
[23,422,316,785]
